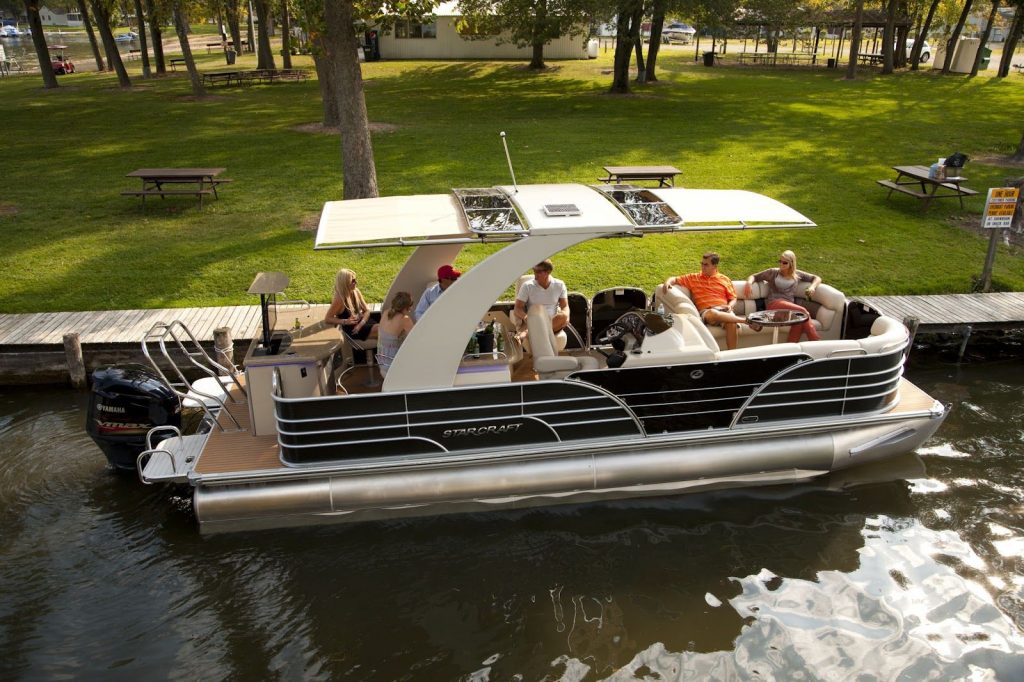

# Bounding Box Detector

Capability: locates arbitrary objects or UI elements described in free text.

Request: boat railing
[141,321,244,432]
[136,425,183,485]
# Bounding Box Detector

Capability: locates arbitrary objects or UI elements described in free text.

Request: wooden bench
[126,48,141,61]
[1013,64,1024,74]
[121,188,215,209]
[169,57,187,71]
[876,180,929,199]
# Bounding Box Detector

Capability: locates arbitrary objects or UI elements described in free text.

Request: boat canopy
[315,183,815,249]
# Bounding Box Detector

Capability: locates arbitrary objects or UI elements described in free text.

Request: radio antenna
[500,131,518,193]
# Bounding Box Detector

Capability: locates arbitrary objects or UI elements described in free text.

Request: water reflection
[0,357,1023,678]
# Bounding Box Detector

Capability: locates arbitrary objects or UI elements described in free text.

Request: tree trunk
[324,0,378,199]
[133,0,151,78]
[90,0,132,87]
[845,0,865,80]
[145,0,165,74]
[942,0,974,74]
[882,0,896,73]
[280,1,292,69]
[255,0,275,69]
[527,0,547,69]
[997,6,1022,77]
[645,0,666,82]
[910,0,940,70]
[226,0,242,54]
[77,0,105,71]
[970,0,1000,77]
[312,51,340,127]
[247,2,257,53]
[630,2,644,82]
[610,4,638,93]
[1014,129,1024,162]
[173,3,205,96]
[23,0,58,88]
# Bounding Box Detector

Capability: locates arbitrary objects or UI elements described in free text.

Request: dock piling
[63,333,87,389]
[214,327,235,368]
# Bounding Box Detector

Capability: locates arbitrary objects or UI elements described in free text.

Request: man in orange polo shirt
[660,251,758,350]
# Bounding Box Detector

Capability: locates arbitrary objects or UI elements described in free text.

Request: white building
[39,6,83,27]
[375,1,588,60]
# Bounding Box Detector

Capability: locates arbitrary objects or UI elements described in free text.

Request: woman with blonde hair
[325,268,375,341]
[376,292,415,376]
[743,250,822,343]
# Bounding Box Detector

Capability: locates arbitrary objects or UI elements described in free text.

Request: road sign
[982,187,1020,229]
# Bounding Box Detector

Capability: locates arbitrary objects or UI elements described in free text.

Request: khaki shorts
[700,306,730,326]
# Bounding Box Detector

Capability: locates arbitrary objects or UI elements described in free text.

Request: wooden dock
[1,294,1023,385]
[855,293,1024,333]
[0,304,329,385]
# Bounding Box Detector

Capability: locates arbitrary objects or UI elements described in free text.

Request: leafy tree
[909,0,940,69]
[457,0,594,70]
[146,0,166,74]
[76,0,106,71]
[609,0,643,93]
[996,0,1022,76]
[281,0,293,68]
[845,0,864,79]
[172,0,205,95]
[941,0,973,74]
[22,0,58,88]
[90,0,132,86]
[254,0,276,69]
[970,0,1000,76]
[133,0,151,77]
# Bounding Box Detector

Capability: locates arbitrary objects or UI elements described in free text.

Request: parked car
[907,38,931,63]
[662,22,696,44]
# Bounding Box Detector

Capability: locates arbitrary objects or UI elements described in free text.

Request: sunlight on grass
[1,53,1022,312]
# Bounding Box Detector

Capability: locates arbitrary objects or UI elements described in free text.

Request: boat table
[600,165,682,188]
[747,309,809,344]
[877,165,978,210]
[123,167,229,209]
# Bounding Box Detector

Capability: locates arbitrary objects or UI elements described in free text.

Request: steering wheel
[596,311,648,344]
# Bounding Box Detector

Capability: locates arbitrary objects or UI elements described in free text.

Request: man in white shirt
[514,259,569,333]
[413,264,461,320]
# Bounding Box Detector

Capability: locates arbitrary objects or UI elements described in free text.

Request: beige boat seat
[516,274,567,353]
[660,280,847,350]
[526,305,599,379]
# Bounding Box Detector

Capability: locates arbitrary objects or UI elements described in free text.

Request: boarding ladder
[141,320,246,432]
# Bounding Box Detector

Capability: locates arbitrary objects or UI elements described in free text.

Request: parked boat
[0,25,24,38]
[114,31,138,42]
[87,181,947,533]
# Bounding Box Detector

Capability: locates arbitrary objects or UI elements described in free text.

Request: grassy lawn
[1,48,1023,314]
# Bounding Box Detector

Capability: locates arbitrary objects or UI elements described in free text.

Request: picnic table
[857,53,886,66]
[599,165,682,187]
[169,57,187,70]
[877,165,979,210]
[737,52,817,66]
[122,168,230,209]
[201,69,309,87]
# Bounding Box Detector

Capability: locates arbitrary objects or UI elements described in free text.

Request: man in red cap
[414,264,462,320]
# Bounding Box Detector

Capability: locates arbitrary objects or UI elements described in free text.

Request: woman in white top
[376,292,415,376]
[743,250,822,343]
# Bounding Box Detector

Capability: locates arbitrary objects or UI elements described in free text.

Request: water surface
[0,356,1022,679]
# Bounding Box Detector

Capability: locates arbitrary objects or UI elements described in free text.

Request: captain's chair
[515,274,568,352]
[526,305,600,380]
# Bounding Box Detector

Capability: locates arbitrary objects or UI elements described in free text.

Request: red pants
[768,300,820,343]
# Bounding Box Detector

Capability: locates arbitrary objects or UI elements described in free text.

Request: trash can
[827,57,837,69]
[703,51,715,67]
[586,38,599,59]
[979,46,992,69]
[225,49,236,65]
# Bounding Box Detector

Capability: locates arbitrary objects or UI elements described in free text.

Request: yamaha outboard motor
[86,365,181,472]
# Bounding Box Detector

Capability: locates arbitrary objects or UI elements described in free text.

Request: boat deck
[192,377,940,479]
